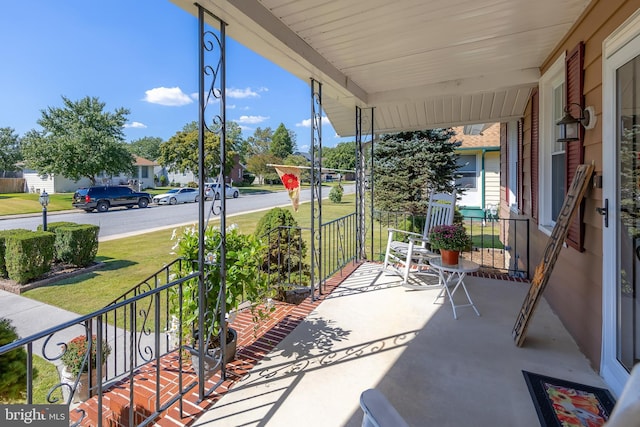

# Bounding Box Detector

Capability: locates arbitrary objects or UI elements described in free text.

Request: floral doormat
[523,371,616,427]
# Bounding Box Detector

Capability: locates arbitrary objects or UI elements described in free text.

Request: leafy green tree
[374,128,460,215]
[0,127,22,176]
[21,96,134,186]
[271,123,295,159]
[246,153,280,184]
[323,141,355,171]
[246,127,273,156]
[227,121,247,161]
[158,121,237,180]
[284,154,310,183]
[128,136,163,161]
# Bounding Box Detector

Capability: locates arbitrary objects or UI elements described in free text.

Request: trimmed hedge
[53,224,99,267]
[4,231,55,284]
[36,221,78,233]
[0,229,29,279]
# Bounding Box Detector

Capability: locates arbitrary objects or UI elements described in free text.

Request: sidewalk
[0,290,84,361]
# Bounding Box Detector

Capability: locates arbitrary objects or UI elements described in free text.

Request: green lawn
[23,194,358,314]
[0,193,74,215]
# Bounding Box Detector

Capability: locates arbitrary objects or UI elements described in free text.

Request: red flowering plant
[61,335,111,376]
[429,224,472,252]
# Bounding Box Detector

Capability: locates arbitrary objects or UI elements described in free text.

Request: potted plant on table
[60,335,111,403]
[169,224,274,376]
[429,223,472,266]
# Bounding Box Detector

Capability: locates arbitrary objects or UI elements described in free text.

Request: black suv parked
[72,186,152,212]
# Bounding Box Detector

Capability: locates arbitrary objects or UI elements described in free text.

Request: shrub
[0,229,29,279]
[0,318,28,402]
[35,222,98,266]
[36,222,77,233]
[4,231,55,284]
[169,224,273,344]
[254,208,309,287]
[329,184,344,203]
[54,224,100,267]
[159,175,168,186]
[241,173,256,186]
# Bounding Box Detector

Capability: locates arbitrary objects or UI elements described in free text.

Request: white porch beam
[367,68,540,105]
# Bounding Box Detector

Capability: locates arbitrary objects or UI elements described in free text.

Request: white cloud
[296,116,331,127]
[299,144,310,152]
[123,121,147,129]
[144,87,193,106]
[237,115,269,124]
[228,87,260,99]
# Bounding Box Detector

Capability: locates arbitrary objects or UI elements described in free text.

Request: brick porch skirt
[70,262,362,427]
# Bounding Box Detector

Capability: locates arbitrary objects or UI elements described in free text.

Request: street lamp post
[39,190,49,231]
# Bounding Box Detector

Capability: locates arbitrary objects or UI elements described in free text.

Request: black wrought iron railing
[2,209,531,426]
[370,211,530,278]
[0,271,197,426]
[259,212,358,296]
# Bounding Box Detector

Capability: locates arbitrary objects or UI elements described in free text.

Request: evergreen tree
[270,123,295,159]
[373,128,460,215]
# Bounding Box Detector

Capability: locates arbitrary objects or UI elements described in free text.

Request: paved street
[0,185,354,240]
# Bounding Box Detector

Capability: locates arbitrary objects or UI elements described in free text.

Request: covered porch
[189,262,603,426]
[84,261,601,426]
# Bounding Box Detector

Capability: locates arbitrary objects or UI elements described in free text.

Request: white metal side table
[429,257,481,319]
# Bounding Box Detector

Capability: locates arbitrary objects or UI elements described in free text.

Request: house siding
[484,154,500,208]
[511,0,640,370]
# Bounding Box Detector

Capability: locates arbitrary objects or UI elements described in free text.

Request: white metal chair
[360,388,409,427]
[382,190,456,288]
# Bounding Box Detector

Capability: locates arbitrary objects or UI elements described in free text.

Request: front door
[603,16,640,395]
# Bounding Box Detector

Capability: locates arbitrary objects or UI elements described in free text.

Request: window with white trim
[455,154,477,190]
[507,121,518,211]
[539,54,566,230]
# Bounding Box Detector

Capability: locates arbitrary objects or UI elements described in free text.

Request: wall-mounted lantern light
[557,103,597,142]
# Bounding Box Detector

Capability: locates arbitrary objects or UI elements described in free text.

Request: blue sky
[0,0,348,153]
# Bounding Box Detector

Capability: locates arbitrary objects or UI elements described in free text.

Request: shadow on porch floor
[74,262,607,426]
[194,262,607,427]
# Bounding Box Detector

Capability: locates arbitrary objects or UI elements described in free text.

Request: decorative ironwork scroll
[512,163,594,346]
[197,4,228,399]
[355,106,374,260]
[310,79,323,299]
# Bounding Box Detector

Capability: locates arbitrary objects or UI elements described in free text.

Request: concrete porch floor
[193,262,608,427]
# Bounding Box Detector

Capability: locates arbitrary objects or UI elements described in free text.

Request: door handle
[596,199,609,228]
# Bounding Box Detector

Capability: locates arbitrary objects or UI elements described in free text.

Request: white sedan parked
[204,183,240,200]
[152,188,200,205]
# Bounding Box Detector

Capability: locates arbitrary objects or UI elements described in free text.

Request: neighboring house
[22,155,158,194]
[153,166,197,187]
[453,123,500,219]
[155,154,245,187]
